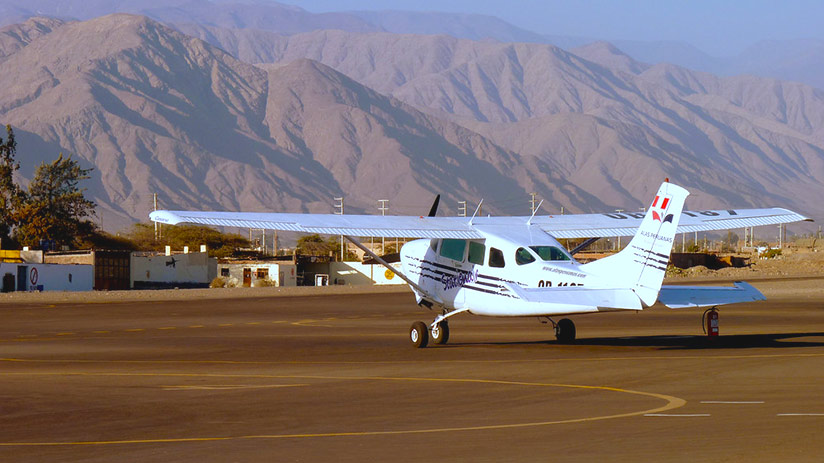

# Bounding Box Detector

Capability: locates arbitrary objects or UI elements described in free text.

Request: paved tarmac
[1,279,824,462]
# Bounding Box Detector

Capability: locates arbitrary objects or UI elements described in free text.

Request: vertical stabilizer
[582,181,689,306]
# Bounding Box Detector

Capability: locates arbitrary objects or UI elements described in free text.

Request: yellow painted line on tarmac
[161,384,307,391]
[157,327,176,330]
[218,324,234,327]
[291,319,333,328]
[245,322,261,326]
[0,373,685,446]
[56,332,75,336]
[124,329,145,333]
[188,325,205,329]
[93,331,111,334]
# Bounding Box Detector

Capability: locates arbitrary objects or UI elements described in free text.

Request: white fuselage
[400,227,621,317]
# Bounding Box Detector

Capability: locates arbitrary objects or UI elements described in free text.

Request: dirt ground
[667,248,824,279]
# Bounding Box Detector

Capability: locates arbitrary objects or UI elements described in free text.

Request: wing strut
[569,237,600,255]
[343,235,440,304]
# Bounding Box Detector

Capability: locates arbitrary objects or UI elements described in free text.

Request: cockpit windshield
[529,245,571,261]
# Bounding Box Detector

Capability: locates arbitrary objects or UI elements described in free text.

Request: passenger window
[529,246,571,261]
[489,247,505,268]
[515,247,536,265]
[439,239,466,262]
[468,241,485,265]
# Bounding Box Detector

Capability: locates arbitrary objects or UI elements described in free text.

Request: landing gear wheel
[410,321,429,348]
[555,318,576,343]
[431,320,450,345]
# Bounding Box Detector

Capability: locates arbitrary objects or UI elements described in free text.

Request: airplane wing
[528,208,812,239]
[150,211,485,239]
[657,281,765,309]
[150,207,810,240]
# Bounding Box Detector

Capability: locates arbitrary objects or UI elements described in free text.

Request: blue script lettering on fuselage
[442,269,479,291]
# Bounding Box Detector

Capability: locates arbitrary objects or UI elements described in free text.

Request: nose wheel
[431,320,450,345]
[410,319,450,348]
[410,321,429,348]
[410,307,468,348]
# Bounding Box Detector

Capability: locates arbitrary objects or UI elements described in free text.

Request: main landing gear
[410,320,450,348]
[543,317,576,343]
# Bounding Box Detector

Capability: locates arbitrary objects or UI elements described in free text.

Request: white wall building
[0,262,93,292]
[218,262,298,287]
[130,251,217,288]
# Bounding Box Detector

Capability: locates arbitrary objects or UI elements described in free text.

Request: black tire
[431,320,450,345]
[555,318,576,343]
[410,321,429,348]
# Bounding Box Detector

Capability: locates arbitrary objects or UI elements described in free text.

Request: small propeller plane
[151,180,811,347]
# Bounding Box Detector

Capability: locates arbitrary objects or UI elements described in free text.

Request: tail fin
[582,181,689,307]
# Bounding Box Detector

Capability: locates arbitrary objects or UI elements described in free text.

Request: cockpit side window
[439,239,466,262]
[515,247,536,265]
[489,247,505,268]
[468,241,485,265]
[529,245,571,261]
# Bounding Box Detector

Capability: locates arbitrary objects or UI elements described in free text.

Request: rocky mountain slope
[0,15,599,230]
[174,26,824,218]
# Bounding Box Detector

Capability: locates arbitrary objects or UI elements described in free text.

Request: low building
[44,250,131,290]
[1,261,93,292]
[131,250,217,289]
[300,261,405,286]
[218,260,298,287]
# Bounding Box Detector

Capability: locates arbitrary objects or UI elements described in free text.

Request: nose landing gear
[410,307,468,348]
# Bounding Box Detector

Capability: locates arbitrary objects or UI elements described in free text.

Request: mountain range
[1,12,822,234]
[2,0,824,91]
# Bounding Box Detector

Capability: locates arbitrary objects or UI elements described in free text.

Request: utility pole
[382,199,389,254]
[530,192,537,215]
[153,193,161,241]
[458,201,467,217]
[334,197,344,261]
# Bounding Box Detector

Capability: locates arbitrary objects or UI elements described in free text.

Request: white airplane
[151,180,811,347]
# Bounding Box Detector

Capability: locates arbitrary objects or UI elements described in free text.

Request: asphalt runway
[2,280,824,462]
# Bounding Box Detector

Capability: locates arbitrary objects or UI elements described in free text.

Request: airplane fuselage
[400,228,615,317]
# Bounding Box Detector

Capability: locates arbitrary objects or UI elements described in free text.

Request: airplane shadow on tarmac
[444,333,824,350]
[575,332,824,350]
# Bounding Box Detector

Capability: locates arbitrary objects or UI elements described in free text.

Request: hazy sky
[292,0,824,56]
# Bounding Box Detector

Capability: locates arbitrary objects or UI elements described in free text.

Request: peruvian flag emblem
[651,194,673,223]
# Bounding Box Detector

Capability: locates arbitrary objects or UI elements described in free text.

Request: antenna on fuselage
[468,199,484,225]
[527,200,544,225]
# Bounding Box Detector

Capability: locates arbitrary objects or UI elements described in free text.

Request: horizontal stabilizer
[658,281,765,309]
[506,284,643,311]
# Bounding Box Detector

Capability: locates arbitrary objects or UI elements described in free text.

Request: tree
[0,125,23,248]
[296,234,335,255]
[123,223,250,258]
[14,153,96,248]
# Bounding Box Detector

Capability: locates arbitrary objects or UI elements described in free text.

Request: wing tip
[149,210,179,225]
